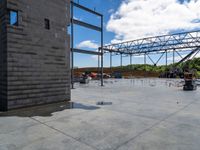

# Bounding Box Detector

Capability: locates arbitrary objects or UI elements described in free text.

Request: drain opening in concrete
[96,101,113,105]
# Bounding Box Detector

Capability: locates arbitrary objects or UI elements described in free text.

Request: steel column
[120,54,123,68]
[144,53,147,77]
[101,15,104,86]
[98,49,100,76]
[130,54,132,70]
[165,50,168,78]
[71,3,74,89]
[144,53,147,66]
[166,50,168,67]
[110,52,112,72]
[173,49,175,64]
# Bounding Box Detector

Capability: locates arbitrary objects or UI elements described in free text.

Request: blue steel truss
[103,30,200,55]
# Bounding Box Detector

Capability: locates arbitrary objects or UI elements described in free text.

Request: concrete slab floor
[0,78,200,150]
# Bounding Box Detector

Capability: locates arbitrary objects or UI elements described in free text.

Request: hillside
[74,57,200,78]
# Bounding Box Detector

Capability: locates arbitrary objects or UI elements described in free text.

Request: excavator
[183,68,197,91]
[170,47,199,90]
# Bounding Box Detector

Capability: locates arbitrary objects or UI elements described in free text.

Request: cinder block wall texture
[0,0,8,111]
[0,0,71,111]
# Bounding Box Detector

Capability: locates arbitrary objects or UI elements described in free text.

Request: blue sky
[72,0,121,68]
[72,0,200,68]
[73,0,120,44]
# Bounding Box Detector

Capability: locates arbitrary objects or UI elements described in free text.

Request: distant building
[0,0,71,111]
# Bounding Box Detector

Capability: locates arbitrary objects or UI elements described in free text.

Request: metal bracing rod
[175,50,183,59]
[71,3,74,89]
[176,47,200,65]
[191,48,200,60]
[155,52,165,65]
[147,54,156,65]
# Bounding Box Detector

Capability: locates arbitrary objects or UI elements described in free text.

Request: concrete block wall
[0,0,8,111]
[0,0,71,111]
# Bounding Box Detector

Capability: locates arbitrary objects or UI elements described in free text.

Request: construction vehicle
[79,72,91,84]
[161,47,200,79]
[163,47,198,90]
[183,69,197,91]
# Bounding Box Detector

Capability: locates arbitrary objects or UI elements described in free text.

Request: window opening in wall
[9,10,18,26]
[44,19,50,30]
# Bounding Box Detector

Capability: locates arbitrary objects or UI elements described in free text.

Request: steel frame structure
[102,30,200,69]
[71,1,104,88]
[71,1,200,81]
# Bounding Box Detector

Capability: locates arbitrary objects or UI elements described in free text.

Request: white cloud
[91,55,101,61]
[76,40,101,61]
[108,9,115,14]
[76,40,99,49]
[73,17,81,20]
[107,0,200,43]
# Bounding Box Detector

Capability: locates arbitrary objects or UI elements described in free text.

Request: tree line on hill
[114,57,200,78]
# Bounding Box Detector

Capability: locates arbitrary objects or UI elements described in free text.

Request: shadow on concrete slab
[0,102,100,117]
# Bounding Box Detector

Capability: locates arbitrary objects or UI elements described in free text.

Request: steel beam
[72,19,101,32]
[72,48,101,55]
[71,1,103,17]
